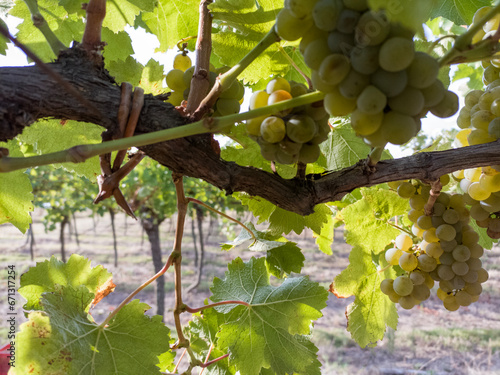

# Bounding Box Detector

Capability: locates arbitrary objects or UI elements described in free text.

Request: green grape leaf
[470,218,493,250]
[106,55,144,86]
[452,62,484,90]
[332,247,399,348]
[340,188,410,253]
[209,0,305,85]
[102,27,134,62]
[14,285,172,375]
[313,209,335,255]
[17,119,102,180]
[211,257,328,375]
[139,58,166,94]
[430,0,491,25]
[0,18,9,55]
[103,0,143,32]
[369,0,435,32]
[320,124,390,172]
[236,193,275,223]
[184,310,236,375]
[221,222,304,277]
[141,0,199,53]
[19,254,112,311]
[0,139,33,233]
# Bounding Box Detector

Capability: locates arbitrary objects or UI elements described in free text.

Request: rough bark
[1,48,500,216]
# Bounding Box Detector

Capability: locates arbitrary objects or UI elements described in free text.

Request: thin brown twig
[199,354,229,368]
[0,22,99,115]
[198,344,214,375]
[173,348,187,374]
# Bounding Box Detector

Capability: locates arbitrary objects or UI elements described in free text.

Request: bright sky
[0,15,467,159]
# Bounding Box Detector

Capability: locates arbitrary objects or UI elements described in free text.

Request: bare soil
[1,208,499,375]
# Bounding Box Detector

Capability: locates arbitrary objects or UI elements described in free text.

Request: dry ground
[1,208,499,375]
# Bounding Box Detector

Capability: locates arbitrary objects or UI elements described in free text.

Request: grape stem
[367,146,386,167]
[439,3,500,66]
[176,35,198,52]
[0,91,325,173]
[190,26,281,121]
[23,0,65,56]
[423,179,442,216]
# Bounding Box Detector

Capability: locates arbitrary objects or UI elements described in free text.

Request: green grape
[279,138,302,156]
[468,182,491,201]
[443,295,460,311]
[324,87,357,116]
[249,90,270,110]
[380,278,395,295]
[432,202,446,216]
[473,6,492,24]
[470,203,490,221]
[245,116,266,136]
[462,270,479,284]
[309,116,331,144]
[327,31,355,55]
[431,216,445,228]
[398,295,417,309]
[425,242,443,258]
[399,252,418,271]
[421,79,446,108]
[479,87,500,110]
[285,0,318,19]
[471,110,495,130]
[490,97,500,116]
[435,224,456,241]
[268,90,293,116]
[387,86,424,117]
[480,194,500,212]
[350,45,380,75]
[467,257,482,271]
[455,290,473,306]
[393,276,413,296]
[416,215,432,230]
[286,115,318,143]
[275,148,298,164]
[462,230,480,247]
[464,167,482,182]
[411,223,424,237]
[411,284,430,301]
[476,268,489,283]
[166,69,188,91]
[166,90,184,106]
[408,208,423,222]
[469,244,484,258]
[380,111,419,145]
[442,209,460,224]
[488,117,500,139]
[468,129,496,145]
[409,194,425,210]
[451,261,469,276]
[464,89,483,109]
[299,26,328,54]
[430,90,459,118]
[319,54,351,85]
[312,0,343,31]
[407,52,439,89]
[371,68,407,98]
[304,39,332,70]
[215,98,240,116]
[276,8,312,41]
[452,276,466,290]
[339,70,370,99]
[355,10,390,46]
[397,181,416,198]
[298,143,321,163]
[385,247,403,265]
[173,53,192,72]
[258,139,279,161]
[337,8,360,34]
[395,233,413,251]
[436,288,450,301]
[439,280,454,293]
[437,264,454,280]
[417,254,437,272]
[483,65,500,85]
[362,127,387,148]
[220,80,242,99]
[290,82,308,98]
[305,101,328,120]
[456,108,471,129]
[356,85,387,114]
[410,271,425,285]
[311,70,338,93]
[260,116,286,143]
[267,77,291,94]
[182,66,195,88]
[378,37,415,72]
[342,0,368,11]
[452,245,471,262]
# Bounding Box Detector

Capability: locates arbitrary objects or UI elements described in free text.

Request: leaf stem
[23,0,65,56]
[185,300,251,314]
[190,26,281,121]
[387,221,413,237]
[186,198,256,243]
[367,146,386,166]
[278,45,312,89]
[199,354,229,369]
[0,91,324,173]
[99,257,172,328]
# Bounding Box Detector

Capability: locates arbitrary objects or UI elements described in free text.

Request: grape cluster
[246,77,330,164]
[451,6,500,239]
[381,179,489,311]
[165,53,244,115]
[275,0,459,147]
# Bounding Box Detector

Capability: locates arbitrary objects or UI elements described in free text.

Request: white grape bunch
[246,77,330,164]
[381,179,489,311]
[275,0,459,148]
